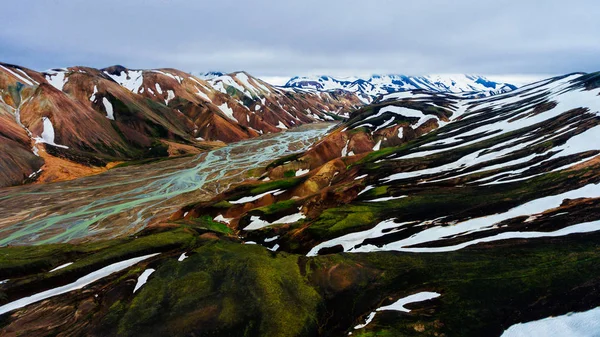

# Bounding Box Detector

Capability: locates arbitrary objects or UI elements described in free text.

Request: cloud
[1,0,599,80]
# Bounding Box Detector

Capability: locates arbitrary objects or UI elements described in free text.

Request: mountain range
[1,70,599,336]
[182,71,600,252]
[0,63,361,187]
[1,69,600,336]
[284,74,517,103]
[0,63,518,188]
[170,71,600,335]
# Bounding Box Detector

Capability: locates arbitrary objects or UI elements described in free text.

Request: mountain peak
[194,71,225,80]
[283,74,517,103]
[101,65,129,76]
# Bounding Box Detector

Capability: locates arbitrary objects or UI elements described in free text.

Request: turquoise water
[0,124,333,245]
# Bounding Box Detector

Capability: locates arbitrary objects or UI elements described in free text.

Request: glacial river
[0,123,334,246]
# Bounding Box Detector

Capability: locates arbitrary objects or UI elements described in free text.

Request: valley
[0,63,360,188]
[2,1,598,335]
[0,123,333,246]
[1,63,600,337]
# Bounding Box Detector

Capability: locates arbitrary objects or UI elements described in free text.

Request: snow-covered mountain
[194,71,225,80]
[0,63,362,188]
[284,74,517,103]
[157,71,600,336]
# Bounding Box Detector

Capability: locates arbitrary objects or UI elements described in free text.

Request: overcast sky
[2,0,599,86]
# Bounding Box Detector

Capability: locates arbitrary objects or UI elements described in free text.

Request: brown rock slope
[269,90,459,177]
[0,102,43,186]
[0,63,363,187]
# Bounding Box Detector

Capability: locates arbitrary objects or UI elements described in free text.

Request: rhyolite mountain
[211,72,600,252]
[0,62,361,187]
[175,72,600,334]
[2,72,600,336]
[285,74,517,103]
[0,63,515,188]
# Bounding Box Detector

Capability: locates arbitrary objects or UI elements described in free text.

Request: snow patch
[357,185,374,196]
[244,212,305,230]
[102,97,115,120]
[105,70,144,93]
[341,140,350,157]
[354,292,441,330]
[195,88,211,102]
[501,306,600,337]
[372,140,382,151]
[244,216,272,230]
[165,90,175,105]
[133,268,156,293]
[177,253,188,262]
[276,121,288,129]
[214,214,233,224]
[272,212,305,224]
[295,168,309,176]
[34,117,69,149]
[45,70,67,91]
[229,189,282,204]
[49,262,74,273]
[378,292,441,313]
[90,85,98,101]
[366,195,408,202]
[218,103,238,123]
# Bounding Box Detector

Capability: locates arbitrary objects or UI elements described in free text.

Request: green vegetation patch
[307,204,384,240]
[266,153,302,170]
[0,229,196,285]
[184,215,233,234]
[253,200,298,216]
[109,241,321,337]
[249,177,305,195]
[225,176,306,203]
[212,200,234,209]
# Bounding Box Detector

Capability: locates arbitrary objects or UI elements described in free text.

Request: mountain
[204,71,361,125]
[182,72,600,252]
[158,72,599,334]
[1,72,600,336]
[194,71,225,80]
[284,74,517,103]
[0,63,362,187]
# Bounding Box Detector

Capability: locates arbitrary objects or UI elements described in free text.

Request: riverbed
[0,123,334,246]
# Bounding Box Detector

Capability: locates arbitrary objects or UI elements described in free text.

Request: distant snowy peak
[285,75,359,91]
[194,71,226,80]
[284,74,517,102]
[208,71,276,99]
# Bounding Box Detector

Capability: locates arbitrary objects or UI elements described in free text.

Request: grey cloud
[1,0,599,78]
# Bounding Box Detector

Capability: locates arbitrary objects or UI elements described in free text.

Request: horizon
[2,0,598,88]
[2,2,600,332]
[0,59,556,87]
